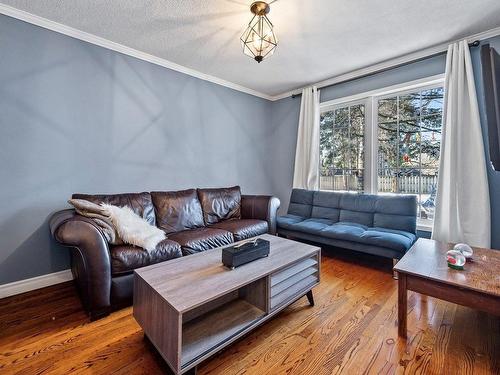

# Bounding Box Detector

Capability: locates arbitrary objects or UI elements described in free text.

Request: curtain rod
[291,40,481,99]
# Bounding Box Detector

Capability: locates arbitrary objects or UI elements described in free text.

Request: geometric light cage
[240,2,277,63]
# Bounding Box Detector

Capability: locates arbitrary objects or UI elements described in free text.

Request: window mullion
[331,110,335,191]
[366,97,376,194]
[418,90,423,221]
[347,106,351,191]
[396,95,400,194]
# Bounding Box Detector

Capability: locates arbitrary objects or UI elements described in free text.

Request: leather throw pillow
[197,186,241,225]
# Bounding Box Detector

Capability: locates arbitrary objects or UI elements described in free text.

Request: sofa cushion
[320,222,368,242]
[151,189,204,234]
[359,227,416,253]
[373,195,417,234]
[369,227,417,243]
[313,190,343,208]
[374,195,417,215]
[287,218,335,235]
[373,213,417,234]
[311,206,340,222]
[197,186,241,225]
[110,239,182,276]
[340,194,378,212]
[276,214,305,230]
[287,189,314,217]
[211,219,268,241]
[73,192,155,225]
[311,191,342,221]
[168,228,234,255]
[339,209,373,227]
[339,193,377,227]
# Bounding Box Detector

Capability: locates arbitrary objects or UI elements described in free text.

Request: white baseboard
[0,269,73,299]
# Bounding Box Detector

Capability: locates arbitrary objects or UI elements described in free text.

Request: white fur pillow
[100,203,166,252]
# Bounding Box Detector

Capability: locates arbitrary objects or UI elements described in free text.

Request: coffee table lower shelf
[140,285,316,375]
[181,299,265,367]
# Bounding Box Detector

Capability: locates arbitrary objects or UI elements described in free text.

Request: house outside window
[319,76,444,230]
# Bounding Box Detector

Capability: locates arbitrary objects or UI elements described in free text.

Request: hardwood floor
[1,247,498,375]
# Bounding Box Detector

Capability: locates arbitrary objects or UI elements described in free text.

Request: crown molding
[0,4,274,101]
[270,25,500,101]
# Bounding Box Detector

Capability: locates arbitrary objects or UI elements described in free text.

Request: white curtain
[293,86,320,190]
[432,40,491,248]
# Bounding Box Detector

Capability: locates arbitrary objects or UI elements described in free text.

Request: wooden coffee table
[133,234,320,374]
[394,238,500,338]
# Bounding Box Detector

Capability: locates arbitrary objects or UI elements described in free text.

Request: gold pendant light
[240,1,278,63]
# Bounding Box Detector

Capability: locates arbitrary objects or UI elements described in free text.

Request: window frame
[319,74,445,232]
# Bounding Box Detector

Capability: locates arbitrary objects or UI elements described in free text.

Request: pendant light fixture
[240,1,277,63]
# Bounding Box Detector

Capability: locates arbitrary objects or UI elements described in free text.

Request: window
[319,76,444,229]
[377,87,443,227]
[320,103,365,192]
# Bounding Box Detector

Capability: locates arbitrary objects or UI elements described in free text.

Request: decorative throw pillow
[68,198,122,244]
[100,203,166,252]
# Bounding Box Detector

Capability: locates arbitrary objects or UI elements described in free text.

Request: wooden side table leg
[398,274,407,338]
[392,258,399,280]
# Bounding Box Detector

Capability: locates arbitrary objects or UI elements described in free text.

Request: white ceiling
[2,0,500,97]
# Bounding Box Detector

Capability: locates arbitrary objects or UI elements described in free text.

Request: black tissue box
[222,238,270,269]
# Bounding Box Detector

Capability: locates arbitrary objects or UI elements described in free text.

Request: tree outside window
[377,87,443,225]
[320,104,365,192]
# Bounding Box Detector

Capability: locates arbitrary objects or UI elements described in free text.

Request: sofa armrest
[49,209,111,318]
[241,195,281,235]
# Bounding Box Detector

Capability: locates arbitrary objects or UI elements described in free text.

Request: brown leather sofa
[49,186,280,320]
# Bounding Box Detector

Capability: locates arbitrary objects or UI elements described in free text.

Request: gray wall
[471,35,500,248]
[0,15,274,284]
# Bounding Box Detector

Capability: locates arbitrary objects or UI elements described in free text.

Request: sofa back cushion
[311,191,342,221]
[151,189,205,234]
[197,186,241,225]
[373,195,417,233]
[72,192,155,225]
[338,194,377,227]
[287,189,314,217]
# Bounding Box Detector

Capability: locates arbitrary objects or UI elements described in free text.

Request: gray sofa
[277,189,417,261]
